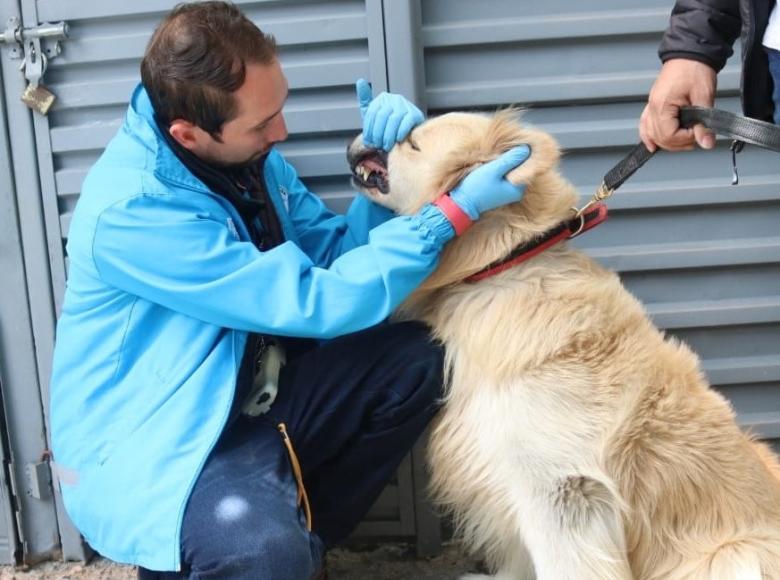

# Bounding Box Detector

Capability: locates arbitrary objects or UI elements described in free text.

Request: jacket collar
[126,83,215,193]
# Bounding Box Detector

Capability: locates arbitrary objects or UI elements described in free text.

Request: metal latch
[0,17,69,115]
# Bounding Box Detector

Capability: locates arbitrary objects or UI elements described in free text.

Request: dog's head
[347,110,579,289]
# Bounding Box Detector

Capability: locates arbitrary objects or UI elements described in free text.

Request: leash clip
[595,182,615,201]
[569,207,586,238]
[573,181,614,226]
[730,140,744,185]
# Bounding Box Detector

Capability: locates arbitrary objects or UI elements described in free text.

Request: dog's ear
[503,131,560,188]
[484,110,561,188]
[438,159,483,194]
[433,109,561,195]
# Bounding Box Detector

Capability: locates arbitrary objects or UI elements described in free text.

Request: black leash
[679,106,780,152]
[468,107,780,282]
[596,106,780,201]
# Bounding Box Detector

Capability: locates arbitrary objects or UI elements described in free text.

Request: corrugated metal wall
[420,0,780,451]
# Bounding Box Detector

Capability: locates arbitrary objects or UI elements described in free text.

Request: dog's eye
[406,136,421,152]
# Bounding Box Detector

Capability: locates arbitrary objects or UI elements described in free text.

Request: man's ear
[168,119,201,151]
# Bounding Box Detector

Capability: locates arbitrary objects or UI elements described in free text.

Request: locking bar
[0,18,68,43]
[22,21,68,40]
[0,17,68,60]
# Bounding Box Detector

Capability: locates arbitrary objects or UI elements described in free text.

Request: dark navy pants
[767,47,780,125]
[138,321,444,579]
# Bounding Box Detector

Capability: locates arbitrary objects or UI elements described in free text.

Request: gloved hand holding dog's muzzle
[356,78,424,152]
[449,145,531,220]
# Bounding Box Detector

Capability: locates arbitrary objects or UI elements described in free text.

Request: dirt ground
[0,542,481,579]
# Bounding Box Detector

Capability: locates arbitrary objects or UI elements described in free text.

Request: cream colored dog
[347,111,780,580]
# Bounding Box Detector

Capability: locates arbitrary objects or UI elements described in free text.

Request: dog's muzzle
[347,144,389,194]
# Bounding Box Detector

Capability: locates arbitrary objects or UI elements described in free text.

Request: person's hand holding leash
[449,145,531,220]
[640,59,718,152]
[356,78,424,151]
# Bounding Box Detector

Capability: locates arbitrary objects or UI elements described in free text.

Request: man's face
[175,59,289,168]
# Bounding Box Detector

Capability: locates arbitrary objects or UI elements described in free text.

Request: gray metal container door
[0,51,24,566]
[0,0,70,564]
[24,0,426,558]
[0,376,19,564]
[418,0,780,450]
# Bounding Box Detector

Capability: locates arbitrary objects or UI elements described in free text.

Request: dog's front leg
[458,543,536,580]
[519,474,633,580]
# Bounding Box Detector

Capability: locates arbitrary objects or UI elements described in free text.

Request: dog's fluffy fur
[348,111,780,579]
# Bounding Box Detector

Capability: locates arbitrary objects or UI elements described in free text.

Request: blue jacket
[50,85,453,570]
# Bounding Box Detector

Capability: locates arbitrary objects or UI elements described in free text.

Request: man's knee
[190,519,319,580]
[236,528,316,580]
[365,321,445,422]
[393,321,445,400]
[383,319,444,366]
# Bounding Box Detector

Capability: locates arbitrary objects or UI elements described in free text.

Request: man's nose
[270,113,288,144]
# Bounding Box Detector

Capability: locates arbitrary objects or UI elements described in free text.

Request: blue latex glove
[449,146,531,220]
[356,78,424,151]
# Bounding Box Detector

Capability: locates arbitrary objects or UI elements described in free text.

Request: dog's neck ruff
[465,203,609,283]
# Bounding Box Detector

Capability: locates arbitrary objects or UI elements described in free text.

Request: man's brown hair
[140,1,277,140]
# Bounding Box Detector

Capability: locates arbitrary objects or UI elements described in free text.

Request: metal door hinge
[24,462,51,500]
[1,17,69,115]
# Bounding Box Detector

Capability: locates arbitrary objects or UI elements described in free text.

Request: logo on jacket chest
[278,186,289,212]
[226,217,240,240]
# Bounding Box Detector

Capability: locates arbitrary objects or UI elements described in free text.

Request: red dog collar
[466,203,609,282]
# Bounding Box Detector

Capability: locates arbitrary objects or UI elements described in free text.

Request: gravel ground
[0,542,480,580]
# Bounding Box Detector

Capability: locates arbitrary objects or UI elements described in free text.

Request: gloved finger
[368,104,393,149]
[396,102,425,141]
[362,103,379,146]
[355,78,373,119]
[382,111,405,151]
[396,108,422,143]
[488,145,531,177]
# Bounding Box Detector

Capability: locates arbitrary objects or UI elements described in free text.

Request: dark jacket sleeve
[658,0,742,71]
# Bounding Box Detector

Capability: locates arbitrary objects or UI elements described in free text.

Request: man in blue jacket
[49,2,530,579]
